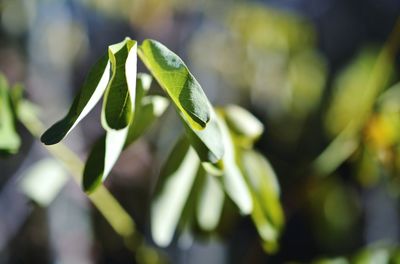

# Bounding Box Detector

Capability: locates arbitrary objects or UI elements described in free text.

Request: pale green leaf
[0,75,20,154]
[218,115,253,214]
[20,158,68,206]
[313,123,359,176]
[223,105,264,146]
[138,39,211,130]
[41,54,110,145]
[196,172,224,231]
[241,149,284,251]
[151,137,200,247]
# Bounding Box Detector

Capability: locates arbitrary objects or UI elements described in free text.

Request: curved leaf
[102,38,137,130]
[151,137,200,247]
[0,75,20,154]
[223,105,264,147]
[218,115,253,214]
[83,77,167,192]
[138,39,211,130]
[240,150,284,252]
[182,110,224,164]
[41,54,110,145]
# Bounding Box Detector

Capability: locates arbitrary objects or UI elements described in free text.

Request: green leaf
[313,123,359,176]
[83,135,106,192]
[138,39,211,130]
[83,39,137,191]
[196,172,225,231]
[0,75,21,154]
[41,54,110,145]
[151,137,200,247]
[102,38,137,130]
[218,115,253,214]
[223,105,264,147]
[240,149,284,252]
[182,110,225,164]
[125,95,169,146]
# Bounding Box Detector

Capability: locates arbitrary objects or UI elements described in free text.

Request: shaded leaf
[0,75,20,154]
[83,135,106,192]
[102,38,137,130]
[151,137,200,247]
[125,95,169,146]
[41,54,110,145]
[138,39,211,130]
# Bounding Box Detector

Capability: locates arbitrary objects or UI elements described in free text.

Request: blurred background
[1,0,400,263]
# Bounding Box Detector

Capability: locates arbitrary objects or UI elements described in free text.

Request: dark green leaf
[41,54,110,145]
[102,38,137,130]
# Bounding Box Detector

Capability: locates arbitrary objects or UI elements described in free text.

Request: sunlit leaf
[182,110,224,164]
[151,137,201,247]
[138,39,211,130]
[41,54,110,145]
[240,149,283,251]
[0,75,21,154]
[223,105,264,147]
[102,38,137,130]
[218,115,252,214]
[196,172,224,231]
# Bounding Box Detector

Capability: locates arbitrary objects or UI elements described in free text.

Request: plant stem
[17,101,143,251]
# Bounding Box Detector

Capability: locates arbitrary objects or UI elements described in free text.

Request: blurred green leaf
[313,123,359,176]
[196,172,225,231]
[240,150,283,251]
[41,54,110,145]
[20,158,68,206]
[0,75,21,154]
[151,137,200,247]
[223,105,264,148]
[138,39,211,130]
[218,115,252,214]
[102,38,137,130]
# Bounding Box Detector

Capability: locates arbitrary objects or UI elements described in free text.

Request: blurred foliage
[1,0,400,263]
[0,74,21,154]
[189,4,327,143]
